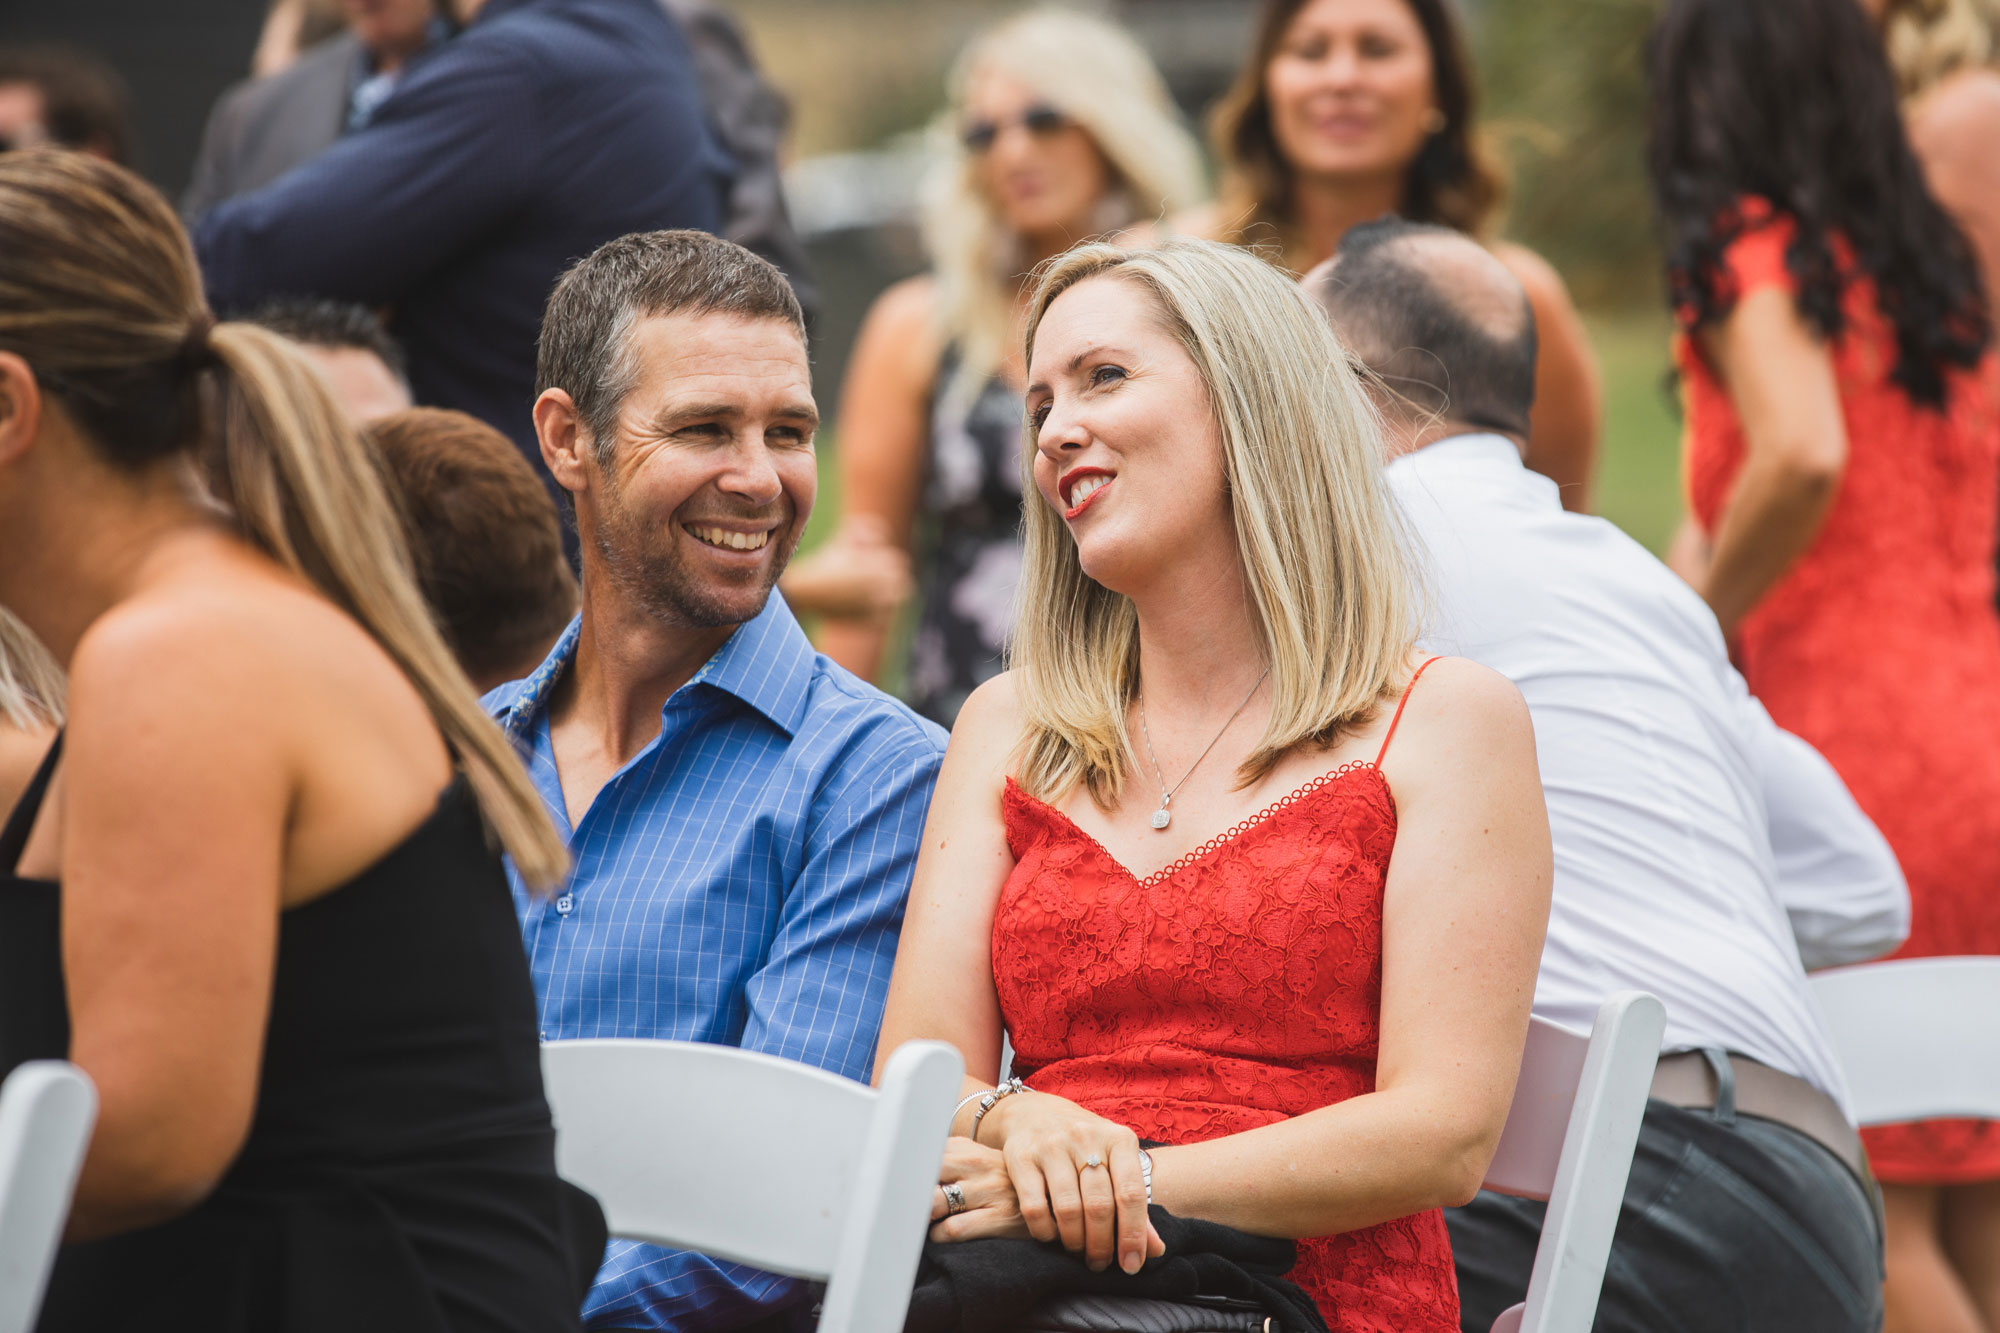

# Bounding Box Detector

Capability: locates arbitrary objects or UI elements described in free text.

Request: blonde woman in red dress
[1653,0,2000,1327]
[875,239,1552,1333]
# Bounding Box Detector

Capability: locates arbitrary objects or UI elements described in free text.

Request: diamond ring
[1081,1154,1105,1170]
[942,1182,967,1215]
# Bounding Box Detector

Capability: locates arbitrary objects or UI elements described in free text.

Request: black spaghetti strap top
[0,737,604,1332]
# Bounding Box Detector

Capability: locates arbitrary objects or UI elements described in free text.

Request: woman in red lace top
[875,239,1552,1332]
[1652,1,2000,1327]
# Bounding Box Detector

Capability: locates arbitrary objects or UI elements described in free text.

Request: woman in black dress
[0,151,602,1330]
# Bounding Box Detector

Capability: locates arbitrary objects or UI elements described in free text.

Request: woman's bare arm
[54,602,293,1240]
[1497,243,1602,514]
[783,276,941,680]
[874,672,1021,1088]
[1694,286,1848,636]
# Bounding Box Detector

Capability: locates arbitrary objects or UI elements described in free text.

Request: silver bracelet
[1138,1148,1154,1205]
[968,1076,1028,1144]
[950,1088,989,1133]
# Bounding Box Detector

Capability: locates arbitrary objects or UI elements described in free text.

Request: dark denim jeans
[1447,1090,1883,1332]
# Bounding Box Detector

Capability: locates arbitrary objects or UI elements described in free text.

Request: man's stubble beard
[588,467,799,632]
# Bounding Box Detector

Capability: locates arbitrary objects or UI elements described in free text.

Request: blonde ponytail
[201,323,571,890]
[0,608,64,732]
[0,150,566,890]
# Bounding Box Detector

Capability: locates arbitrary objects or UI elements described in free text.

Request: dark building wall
[2,0,267,195]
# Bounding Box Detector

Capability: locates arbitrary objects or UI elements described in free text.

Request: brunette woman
[1192,0,1601,511]
[876,239,1552,1332]
[1651,3,2000,1329]
[0,150,601,1331]
[779,8,1203,722]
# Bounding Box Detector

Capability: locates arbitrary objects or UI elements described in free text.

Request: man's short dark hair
[536,228,806,459]
[250,297,409,384]
[0,44,136,165]
[363,408,579,685]
[1312,216,1538,441]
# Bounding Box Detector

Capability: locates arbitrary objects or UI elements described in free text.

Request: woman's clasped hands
[931,1090,1165,1274]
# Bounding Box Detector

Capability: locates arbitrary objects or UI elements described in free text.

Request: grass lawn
[1589,307,1687,555]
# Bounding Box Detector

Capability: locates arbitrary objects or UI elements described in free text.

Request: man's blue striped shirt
[486,594,946,1331]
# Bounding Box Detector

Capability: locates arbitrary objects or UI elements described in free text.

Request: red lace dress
[1681,199,2000,1184]
[991,667,1459,1333]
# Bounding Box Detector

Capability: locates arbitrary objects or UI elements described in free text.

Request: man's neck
[1385,416,1527,464]
[553,581,738,766]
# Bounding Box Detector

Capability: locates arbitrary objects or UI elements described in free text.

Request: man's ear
[0,353,46,470]
[533,388,592,503]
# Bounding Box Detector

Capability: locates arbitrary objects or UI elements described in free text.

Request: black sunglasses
[960,104,1071,154]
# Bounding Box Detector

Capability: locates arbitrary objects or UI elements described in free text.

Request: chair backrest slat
[1481,992,1665,1333]
[0,1061,97,1333]
[542,1038,961,1333]
[1811,957,2000,1126]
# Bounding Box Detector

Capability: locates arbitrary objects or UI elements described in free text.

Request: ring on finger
[942,1182,967,1216]
[1079,1154,1105,1170]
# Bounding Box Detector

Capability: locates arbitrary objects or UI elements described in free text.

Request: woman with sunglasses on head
[1187,0,1600,511]
[0,150,602,1331]
[779,7,1202,725]
[875,239,1552,1332]
[1652,2,2000,1328]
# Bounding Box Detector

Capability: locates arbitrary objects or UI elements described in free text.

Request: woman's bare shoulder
[1909,67,2000,151]
[1169,202,1227,241]
[1489,241,1578,313]
[1383,655,1533,769]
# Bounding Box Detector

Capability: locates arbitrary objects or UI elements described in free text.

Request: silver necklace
[1136,668,1269,832]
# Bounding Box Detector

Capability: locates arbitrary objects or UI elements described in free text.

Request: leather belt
[1650,1050,1870,1186]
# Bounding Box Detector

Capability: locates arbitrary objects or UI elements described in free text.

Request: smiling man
[486,230,946,1332]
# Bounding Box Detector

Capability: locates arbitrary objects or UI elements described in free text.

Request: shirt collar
[498,593,816,741]
[1395,432,1526,470]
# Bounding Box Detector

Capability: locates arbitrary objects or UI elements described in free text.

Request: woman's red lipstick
[1061,468,1115,520]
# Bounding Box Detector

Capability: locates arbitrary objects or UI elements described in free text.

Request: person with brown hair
[364,406,578,693]
[0,44,134,164]
[1191,0,1601,511]
[0,149,602,1330]
[499,227,945,1330]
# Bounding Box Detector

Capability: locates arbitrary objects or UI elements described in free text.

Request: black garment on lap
[0,737,607,1332]
[905,1206,1328,1333]
[1446,1097,1883,1333]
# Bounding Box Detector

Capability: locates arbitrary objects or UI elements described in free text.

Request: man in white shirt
[1310,218,1908,1332]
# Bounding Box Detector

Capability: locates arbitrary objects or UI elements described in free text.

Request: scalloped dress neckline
[1001,760,1391,889]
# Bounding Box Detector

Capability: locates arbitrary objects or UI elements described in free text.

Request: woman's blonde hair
[1886,0,2000,97]
[1012,239,1419,806]
[921,7,1205,402]
[0,150,568,890]
[0,609,64,732]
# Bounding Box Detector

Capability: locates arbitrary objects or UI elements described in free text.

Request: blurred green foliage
[1477,0,1662,310]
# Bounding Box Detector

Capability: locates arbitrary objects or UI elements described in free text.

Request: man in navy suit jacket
[194,0,725,512]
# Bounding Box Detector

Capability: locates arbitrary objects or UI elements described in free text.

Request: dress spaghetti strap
[1374,658,1443,767]
[0,732,60,874]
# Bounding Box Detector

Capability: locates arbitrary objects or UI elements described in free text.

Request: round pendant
[1150,807,1172,830]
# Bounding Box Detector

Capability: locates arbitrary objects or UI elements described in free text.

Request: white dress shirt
[1387,434,1909,1106]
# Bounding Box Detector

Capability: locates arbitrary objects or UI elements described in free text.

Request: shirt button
[554,894,574,916]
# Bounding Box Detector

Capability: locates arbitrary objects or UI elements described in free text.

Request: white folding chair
[1810,956,2000,1125]
[1479,991,1667,1333]
[0,1061,97,1333]
[541,1038,962,1333]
